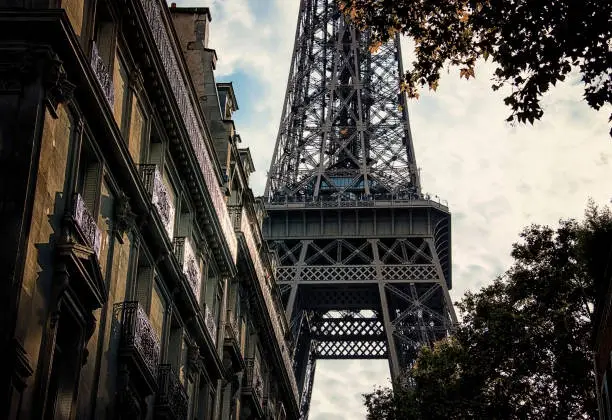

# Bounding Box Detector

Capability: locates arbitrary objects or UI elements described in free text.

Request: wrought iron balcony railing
[224,309,243,367]
[137,0,237,263]
[225,310,239,345]
[139,164,175,239]
[72,193,102,257]
[90,41,114,106]
[204,304,217,344]
[174,237,201,302]
[240,208,298,399]
[244,358,264,409]
[118,301,160,380]
[155,364,188,420]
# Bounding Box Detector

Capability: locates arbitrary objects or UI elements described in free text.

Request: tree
[339,0,611,129]
[365,204,612,419]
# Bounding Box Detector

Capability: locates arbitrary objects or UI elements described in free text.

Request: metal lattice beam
[265,0,420,203]
[263,0,456,418]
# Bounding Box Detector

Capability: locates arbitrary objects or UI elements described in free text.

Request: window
[90,2,115,107]
[127,98,147,164]
[75,141,101,214]
[239,316,247,357]
[134,251,166,342]
[115,57,129,130]
[92,3,114,67]
[71,140,103,256]
[197,380,215,420]
[141,128,176,240]
[44,309,83,420]
[149,282,166,341]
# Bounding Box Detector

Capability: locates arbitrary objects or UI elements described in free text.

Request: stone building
[0,1,298,419]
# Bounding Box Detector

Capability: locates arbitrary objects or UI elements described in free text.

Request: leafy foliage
[364,203,612,419]
[339,0,611,129]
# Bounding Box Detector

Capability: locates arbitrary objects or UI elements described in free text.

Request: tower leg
[378,282,400,383]
[285,284,298,321]
[371,239,401,383]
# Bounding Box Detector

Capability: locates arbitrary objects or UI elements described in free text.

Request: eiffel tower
[262,1,457,417]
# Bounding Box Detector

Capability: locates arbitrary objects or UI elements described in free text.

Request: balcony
[174,237,201,302]
[140,164,175,239]
[203,304,217,344]
[243,358,264,414]
[223,311,244,369]
[117,301,160,393]
[238,208,298,401]
[90,41,114,106]
[155,364,188,420]
[72,193,101,257]
[136,0,237,263]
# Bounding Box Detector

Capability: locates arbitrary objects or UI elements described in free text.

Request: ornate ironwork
[139,164,175,239]
[316,339,387,358]
[204,304,217,343]
[225,310,240,345]
[174,237,201,301]
[90,41,114,106]
[118,301,160,379]
[312,316,384,339]
[72,193,102,257]
[137,0,237,263]
[276,264,438,283]
[240,208,299,400]
[156,364,188,420]
[244,357,264,409]
[265,195,448,210]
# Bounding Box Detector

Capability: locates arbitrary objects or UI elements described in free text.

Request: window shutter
[149,281,166,343]
[177,211,192,238]
[82,163,101,215]
[136,266,154,312]
[149,142,164,167]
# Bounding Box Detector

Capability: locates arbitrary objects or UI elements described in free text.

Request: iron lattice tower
[263,1,457,417]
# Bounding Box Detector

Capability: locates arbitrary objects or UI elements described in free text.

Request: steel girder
[264,0,420,203]
[263,0,456,418]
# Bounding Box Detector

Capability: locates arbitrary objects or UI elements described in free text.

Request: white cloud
[172,0,611,417]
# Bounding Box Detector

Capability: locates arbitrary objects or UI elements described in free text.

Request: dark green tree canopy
[364,204,612,419]
[339,0,611,129]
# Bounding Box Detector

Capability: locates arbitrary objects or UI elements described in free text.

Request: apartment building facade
[0,1,298,419]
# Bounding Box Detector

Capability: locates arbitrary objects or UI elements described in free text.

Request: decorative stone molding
[186,344,203,380]
[0,46,74,117]
[10,338,33,392]
[114,191,136,239]
[80,314,97,366]
[43,53,75,118]
[128,68,145,95]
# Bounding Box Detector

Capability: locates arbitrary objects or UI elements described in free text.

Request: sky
[172,1,612,418]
